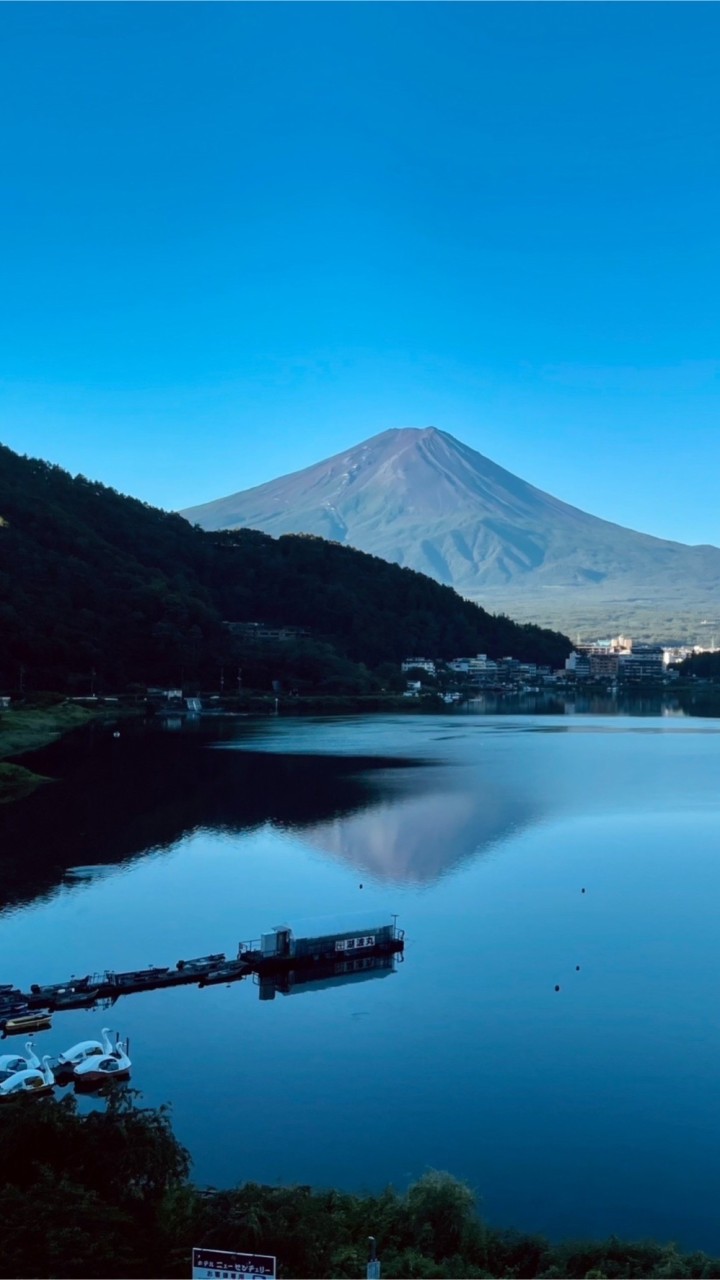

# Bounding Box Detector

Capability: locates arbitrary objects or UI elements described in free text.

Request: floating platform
[1,921,404,1029]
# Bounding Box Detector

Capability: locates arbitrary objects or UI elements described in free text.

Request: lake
[2,706,720,1253]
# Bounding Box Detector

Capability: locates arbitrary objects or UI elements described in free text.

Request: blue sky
[1,3,718,543]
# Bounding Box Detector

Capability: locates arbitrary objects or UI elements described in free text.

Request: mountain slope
[0,442,570,693]
[181,427,720,638]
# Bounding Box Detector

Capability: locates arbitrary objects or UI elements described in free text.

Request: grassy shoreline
[0,703,137,804]
[0,703,104,761]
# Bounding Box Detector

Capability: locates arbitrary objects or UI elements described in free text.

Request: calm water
[2,708,720,1251]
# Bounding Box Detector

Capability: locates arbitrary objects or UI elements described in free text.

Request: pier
[0,920,405,1029]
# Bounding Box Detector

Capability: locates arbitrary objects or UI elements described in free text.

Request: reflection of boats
[3,1011,52,1035]
[74,1033,131,1086]
[0,1056,55,1099]
[0,1041,40,1081]
[258,951,400,1001]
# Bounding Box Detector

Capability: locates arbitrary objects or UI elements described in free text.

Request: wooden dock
[0,922,405,1029]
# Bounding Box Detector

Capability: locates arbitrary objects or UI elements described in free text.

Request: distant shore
[2,682,717,805]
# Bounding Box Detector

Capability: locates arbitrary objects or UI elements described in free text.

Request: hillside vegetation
[0,444,570,694]
[0,1093,716,1279]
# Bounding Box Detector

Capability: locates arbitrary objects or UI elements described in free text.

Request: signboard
[367,1263,381,1280]
[192,1248,276,1280]
[335,934,376,952]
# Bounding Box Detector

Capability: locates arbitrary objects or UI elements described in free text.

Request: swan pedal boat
[52,1027,114,1077]
[0,1056,55,1099]
[53,1028,131,1086]
[0,1041,41,1082]
[73,1032,131,1086]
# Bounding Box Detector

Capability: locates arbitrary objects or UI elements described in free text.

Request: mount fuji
[181,427,720,639]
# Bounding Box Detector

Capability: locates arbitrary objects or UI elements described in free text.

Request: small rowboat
[54,989,100,1010]
[3,1011,52,1036]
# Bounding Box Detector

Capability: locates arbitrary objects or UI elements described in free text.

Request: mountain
[0,442,570,694]
[181,427,720,640]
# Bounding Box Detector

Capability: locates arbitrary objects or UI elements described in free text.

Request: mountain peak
[180,426,720,638]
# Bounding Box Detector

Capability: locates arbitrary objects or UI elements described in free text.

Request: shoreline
[0,702,140,804]
[0,703,105,762]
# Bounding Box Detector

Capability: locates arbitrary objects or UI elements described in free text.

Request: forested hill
[0,444,571,693]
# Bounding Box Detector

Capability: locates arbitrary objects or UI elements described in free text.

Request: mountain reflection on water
[0,718,436,911]
[3,709,720,1255]
[1,714,538,907]
[2,699,713,910]
[302,770,534,883]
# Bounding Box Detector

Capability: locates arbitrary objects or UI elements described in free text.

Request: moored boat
[53,1028,113,1077]
[74,1032,131,1087]
[106,966,170,990]
[0,1041,40,1082]
[0,1056,55,1099]
[0,1000,29,1017]
[176,953,225,972]
[54,988,101,1010]
[3,1011,52,1035]
[199,959,251,985]
[30,975,91,996]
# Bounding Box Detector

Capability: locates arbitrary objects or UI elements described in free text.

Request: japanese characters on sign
[191,1248,276,1280]
[335,934,376,952]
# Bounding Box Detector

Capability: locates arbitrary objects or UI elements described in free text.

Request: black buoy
[576,965,580,971]
[359,883,363,889]
[554,984,560,992]
[581,888,586,894]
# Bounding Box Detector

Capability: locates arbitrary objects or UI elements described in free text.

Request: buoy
[359,884,363,889]
[581,888,586,894]
[576,965,580,971]
[554,984,560,992]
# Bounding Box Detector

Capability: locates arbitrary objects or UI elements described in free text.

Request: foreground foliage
[0,1093,718,1279]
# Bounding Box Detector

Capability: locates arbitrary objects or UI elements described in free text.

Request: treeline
[0,444,571,694]
[676,652,720,680]
[0,1092,717,1279]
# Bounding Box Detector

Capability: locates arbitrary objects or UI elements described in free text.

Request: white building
[401,658,436,676]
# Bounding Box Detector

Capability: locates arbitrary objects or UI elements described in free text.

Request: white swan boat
[0,1041,40,1082]
[0,1055,55,1099]
[73,1032,131,1085]
[54,1027,114,1077]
